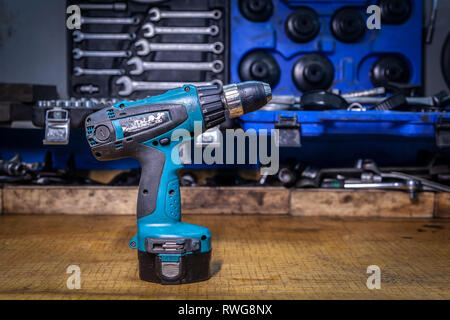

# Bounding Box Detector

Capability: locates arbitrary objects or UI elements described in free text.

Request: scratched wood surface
[0,215,448,299]
[290,190,435,218]
[436,193,450,218]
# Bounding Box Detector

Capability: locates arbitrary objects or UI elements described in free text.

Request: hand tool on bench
[85,81,271,284]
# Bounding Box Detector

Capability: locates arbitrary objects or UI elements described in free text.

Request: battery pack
[138,250,211,285]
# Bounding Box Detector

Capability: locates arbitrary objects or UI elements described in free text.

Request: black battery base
[138,250,211,285]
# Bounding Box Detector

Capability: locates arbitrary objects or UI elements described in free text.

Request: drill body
[85,82,271,284]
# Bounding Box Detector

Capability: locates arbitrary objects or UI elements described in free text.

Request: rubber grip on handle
[136,143,182,221]
[136,144,165,219]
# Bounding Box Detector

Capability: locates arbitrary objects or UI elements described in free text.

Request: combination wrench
[73,48,132,59]
[115,76,223,96]
[77,84,100,94]
[142,23,219,38]
[81,16,140,25]
[148,8,222,21]
[78,3,127,11]
[74,67,125,76]
[135,39,224,55]
[127,57,224,75]
[130,0,167,2]
[73,30,136,42]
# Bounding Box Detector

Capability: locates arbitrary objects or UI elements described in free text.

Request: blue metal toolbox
[231,0,450,167]
[230,0,422,94]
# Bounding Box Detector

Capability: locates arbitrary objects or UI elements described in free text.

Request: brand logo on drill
[120,112,168,136]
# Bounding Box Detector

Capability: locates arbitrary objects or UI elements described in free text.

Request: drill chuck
[199,81,271,129]
[222,81,272,118]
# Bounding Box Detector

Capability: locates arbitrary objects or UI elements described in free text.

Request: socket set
[230,0,422,95]
[233,0,450,164]
[68,0,229,100]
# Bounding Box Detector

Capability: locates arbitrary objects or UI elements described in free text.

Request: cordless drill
[85,81,271,284]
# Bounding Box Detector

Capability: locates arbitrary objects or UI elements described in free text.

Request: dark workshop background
[1,1,449,96]
[0,0,450,172]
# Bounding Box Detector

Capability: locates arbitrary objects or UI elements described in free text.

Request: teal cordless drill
[85,82,271,284]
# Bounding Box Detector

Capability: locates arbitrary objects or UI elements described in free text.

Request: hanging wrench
[77,84,100,94]
[142,23,219,38]
[73,30,136,42]
[73,48,132,59]
[131,0,167,2]
[81,16,140,25]
[115,76,223,96]
[135,39,224,55]
[78,3,127,11]
[127,57,224,75]
[73,67,125,76]
[148,8,222,21]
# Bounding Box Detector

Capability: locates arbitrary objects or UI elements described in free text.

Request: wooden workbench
[0,214,448,299]
[1,185,449,217]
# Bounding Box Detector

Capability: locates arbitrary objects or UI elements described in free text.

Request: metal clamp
[43,107,70,145]
[274,114,301,148]
[145,237,201,255]
[435,116,450,148]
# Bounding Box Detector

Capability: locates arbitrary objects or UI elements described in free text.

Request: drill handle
[136,143,181,221]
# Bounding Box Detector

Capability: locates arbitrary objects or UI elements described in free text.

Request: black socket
[300,90,348,111]
[374,93,408,111]
[239,50,280,88]
[292,54,334,92]
[370,55,411,86]
[379,0,411,25]
[239,0,273,22]
[285,6,320,43]
[331,7,366,43]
